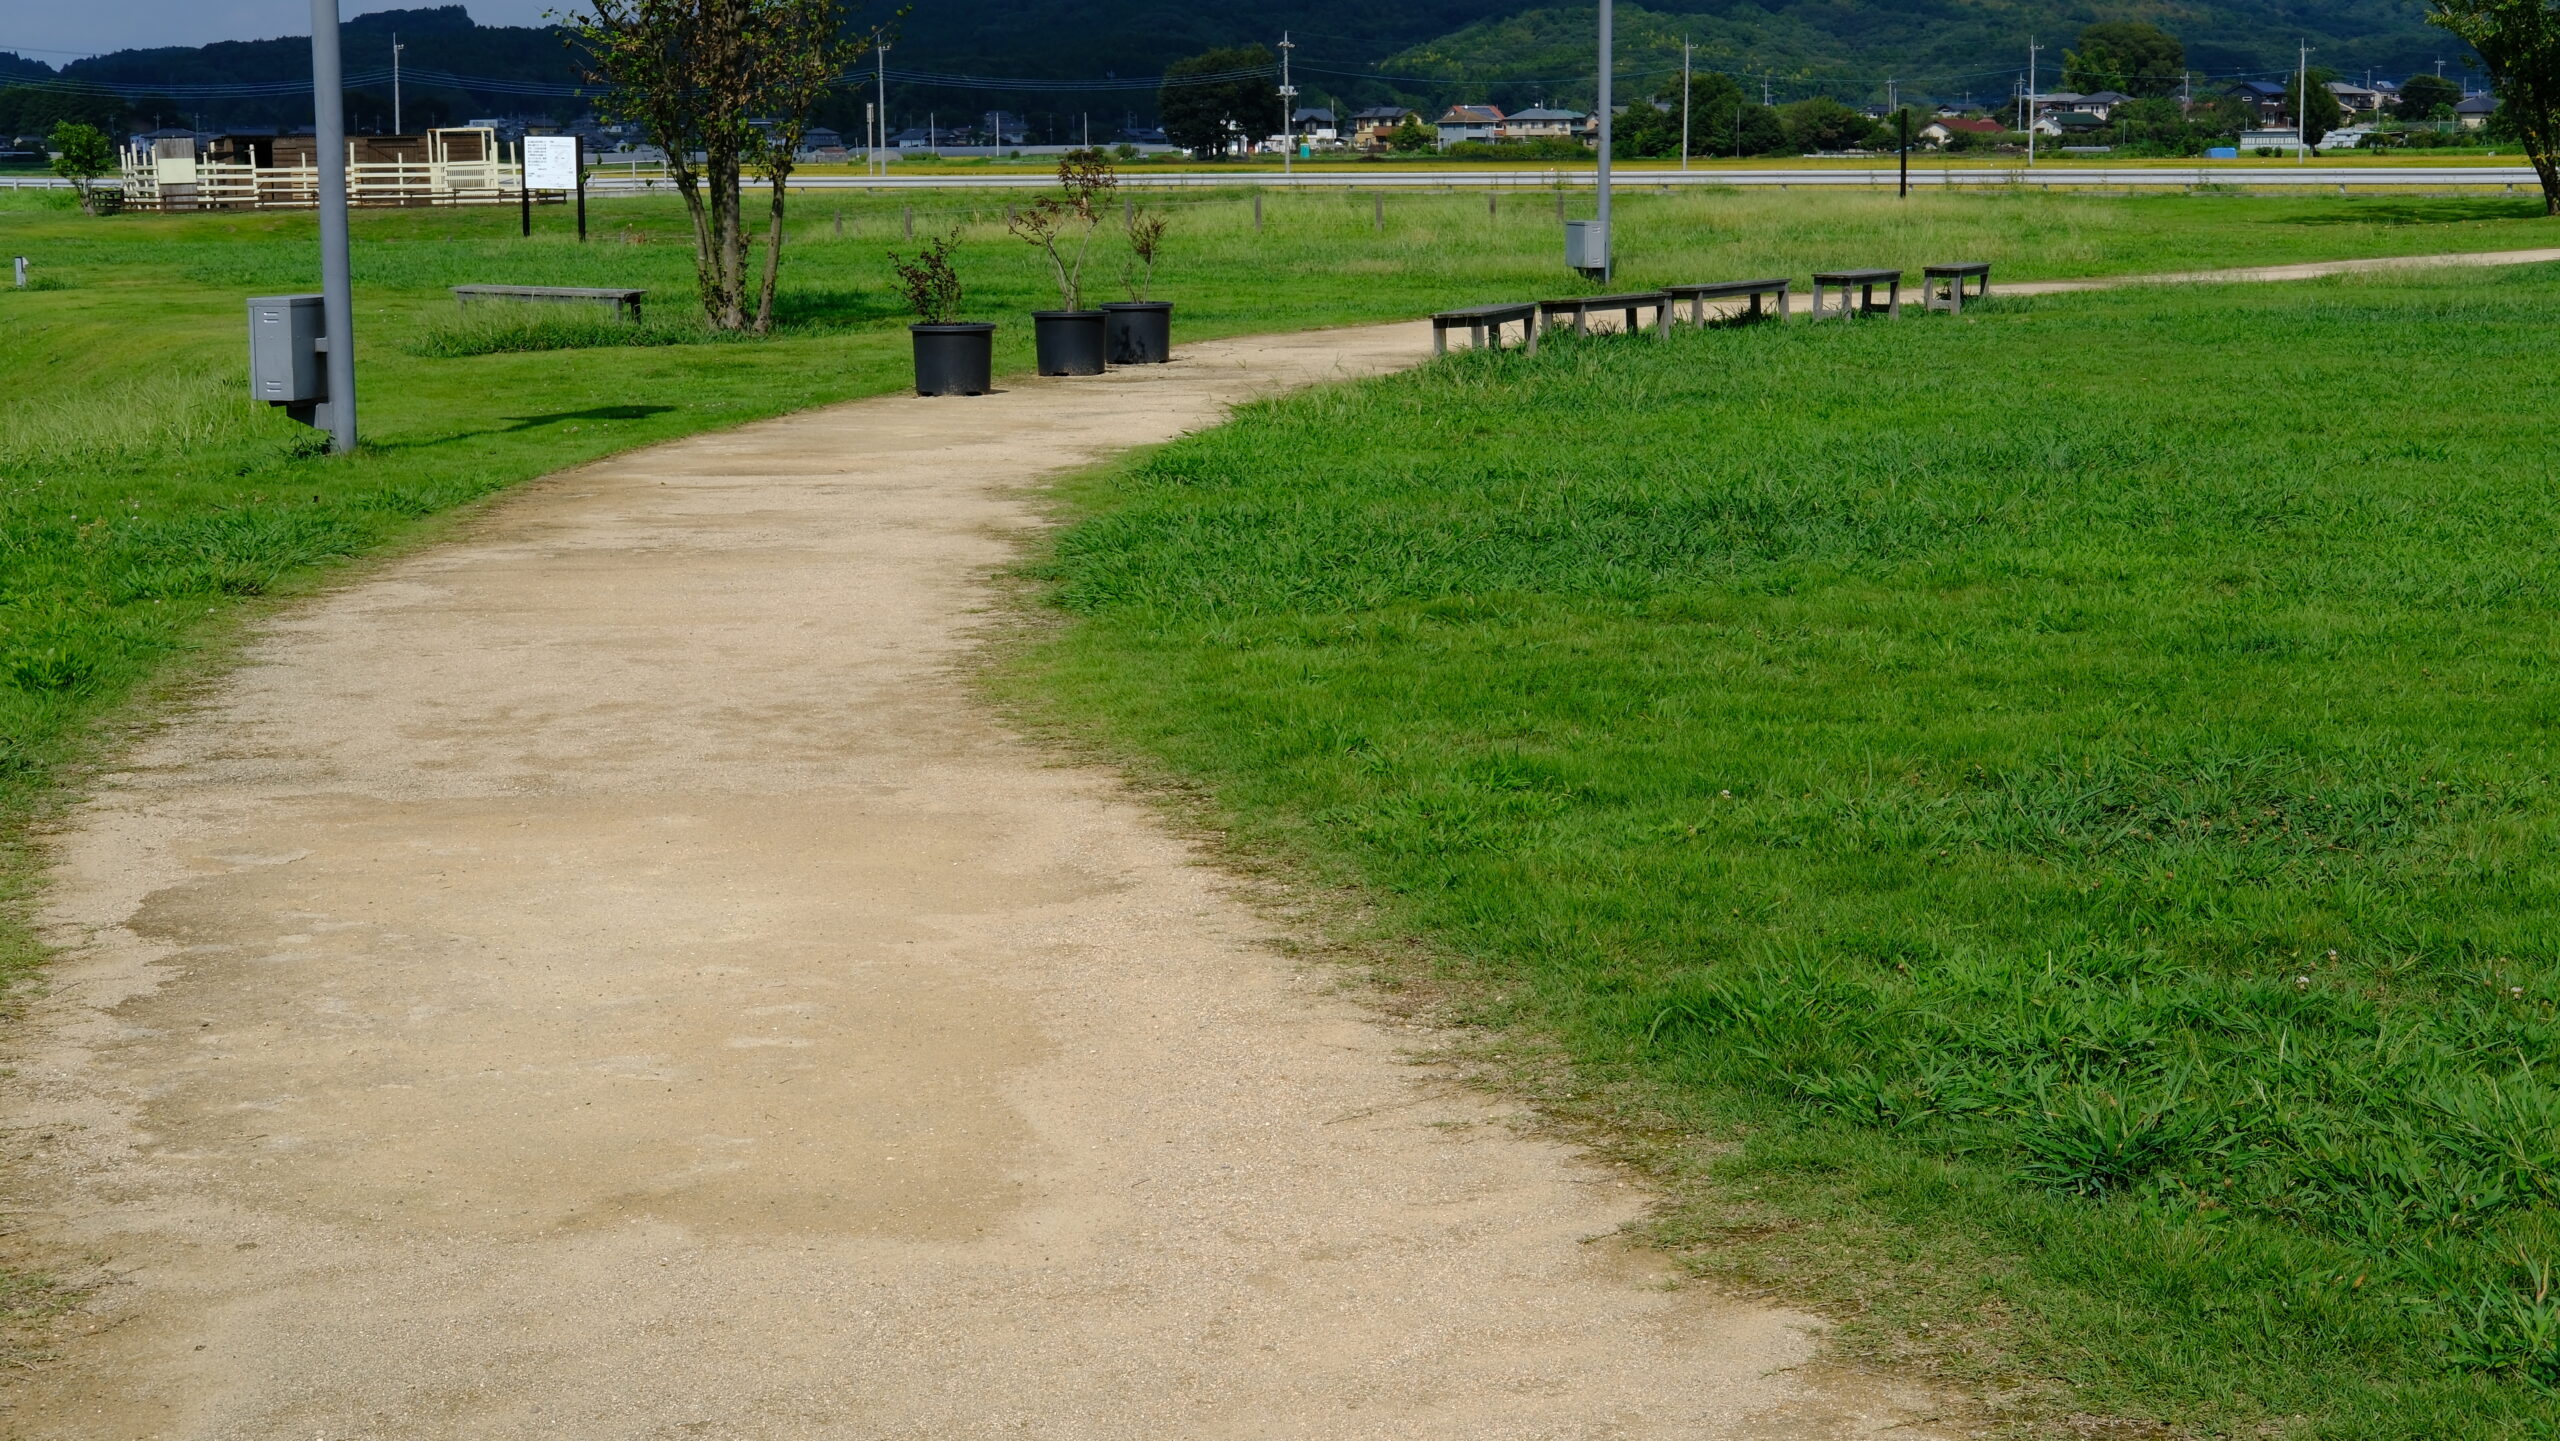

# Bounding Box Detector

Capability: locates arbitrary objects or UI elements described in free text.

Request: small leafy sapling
[49,122,116,215]
[887,232,963,324]
[1009,147,1117,310]
[1122,206,1169,302]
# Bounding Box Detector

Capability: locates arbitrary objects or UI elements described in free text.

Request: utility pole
[2304,38,2324,161]
[1680,36,1691,170]
[310,0,357,454]
[1898,107,1909,196]
[391,32,403,133]
[2026,39,2040,167]
[1596,0,1613,281]
[1277,32,1297,175]
[876,42,889,176]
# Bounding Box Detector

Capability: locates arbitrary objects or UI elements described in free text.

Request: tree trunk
[668,161,723,328]
[754,166,790,334]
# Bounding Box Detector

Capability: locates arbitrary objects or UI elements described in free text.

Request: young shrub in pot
[1102,206,1173,365]
[890,232,993,396]
[1012,149,1116,375]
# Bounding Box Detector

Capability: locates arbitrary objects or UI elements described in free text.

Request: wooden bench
[1923,262,1992,315]
[1430,301,1540,356]
[1539,291,1672,339]
[1664,278,1791,325]
[1809,269,1903,320]
[452,284,646,323]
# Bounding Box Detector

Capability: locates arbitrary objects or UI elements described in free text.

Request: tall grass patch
[1016,269,2560,1436]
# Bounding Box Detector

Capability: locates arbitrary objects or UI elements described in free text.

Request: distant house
[2028,90,2084,117]
[2032,111,2107,137]
[2226,81,2290,123]
[1918,116,2004,146]
[1290,107,1337,145]
[1349,106,1419,150]
[2326,81,2387,116]
[2457,93,2498,129]
[1501,106,1585,141]
[2074,90,2134,120]
[1435,105,1503,147]
[798,126,844,157]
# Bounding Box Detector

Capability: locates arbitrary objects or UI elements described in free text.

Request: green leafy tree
[1614,71,1741,159]
[563,0,879,332]
[2427,0,2560,211]
[740,0,866,334]
[1384,115,1434,153]
[2396,70,2466,118]
[1724,102,1788,156]
[0,86,120,138]
[2063,21,2186,97]
[1779,96,1878,153]
[48,121,115,214]
[1157,45,1279,160]
[2285,68,2346,144]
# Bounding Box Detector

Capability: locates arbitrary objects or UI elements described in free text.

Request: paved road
[1,325,1952,1439]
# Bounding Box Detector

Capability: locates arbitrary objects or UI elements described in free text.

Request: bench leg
[1780,284,1791,320]
[1472,322,1487,351]
[1888,280,1901,318]
[1859,283,1873,316]
[1948,281,1962,317]
[1576,311,1589,337]
[1433,325,1447,357]
[1525,316,1538,355]
[1655,303,1668,340]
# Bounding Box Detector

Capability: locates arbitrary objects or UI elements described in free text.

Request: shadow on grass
[2278,197,2548,227]
[367,404,681,452]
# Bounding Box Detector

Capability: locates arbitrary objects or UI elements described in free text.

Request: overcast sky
[7,2,551,62]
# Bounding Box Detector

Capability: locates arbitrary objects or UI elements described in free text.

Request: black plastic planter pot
[1032,310,1108,376]
[1100,301,1173,365]
[910,322,995,396]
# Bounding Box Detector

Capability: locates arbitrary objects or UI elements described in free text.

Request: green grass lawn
[1012,267,2560,1437]
[4,178,2560,1392]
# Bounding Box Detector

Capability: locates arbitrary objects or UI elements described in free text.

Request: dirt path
[1,325,1956,1440]
[1997,245,2560,295]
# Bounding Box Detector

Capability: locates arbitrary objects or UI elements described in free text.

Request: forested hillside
[0,0,2461,137]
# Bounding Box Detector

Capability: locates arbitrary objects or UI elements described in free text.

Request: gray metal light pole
[311,0,357,454]
[1278,33,1297,177]
[1595,0,1612,281]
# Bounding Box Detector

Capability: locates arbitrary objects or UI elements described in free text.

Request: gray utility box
[1564,218,1611,275]
[247,294,327,416]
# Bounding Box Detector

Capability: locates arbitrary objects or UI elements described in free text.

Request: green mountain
[1382,2,2459,111]
[0,0,2471,137]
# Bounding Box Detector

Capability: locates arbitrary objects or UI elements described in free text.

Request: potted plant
[1010,149,1115,376]
[1101,206,1172,365]
[889,232,993,396]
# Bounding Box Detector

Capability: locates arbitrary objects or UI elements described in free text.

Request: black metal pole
[1899,110,1910,197]
[576,136,587,242]
[520,142,531,237]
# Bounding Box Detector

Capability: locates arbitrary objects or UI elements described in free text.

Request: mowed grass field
[1012,267,2560,1436]
[3,181,2559,1396]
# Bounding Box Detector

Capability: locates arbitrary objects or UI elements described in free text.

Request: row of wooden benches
[1429,263,1993,356]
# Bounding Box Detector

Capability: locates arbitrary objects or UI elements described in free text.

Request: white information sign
[523,135,582,191]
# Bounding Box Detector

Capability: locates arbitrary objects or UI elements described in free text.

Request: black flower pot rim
[1031,309,1107,320]
[910,321,996,333]
[1099,301,1173,312]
